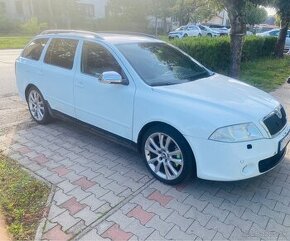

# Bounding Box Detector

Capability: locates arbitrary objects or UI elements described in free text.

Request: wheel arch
[137,121,197,177]
[25,84,38,102]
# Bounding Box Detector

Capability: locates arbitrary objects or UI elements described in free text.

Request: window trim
[44,38,79,70]
[80,40,128,83]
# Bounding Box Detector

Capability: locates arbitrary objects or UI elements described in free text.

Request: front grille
[263,107,287,136]
[258,147,286,173]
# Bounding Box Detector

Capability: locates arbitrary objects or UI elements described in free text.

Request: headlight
[209,123,263,143]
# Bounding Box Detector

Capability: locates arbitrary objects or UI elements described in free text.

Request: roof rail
[96,31,158,39]
[40,30,104,39]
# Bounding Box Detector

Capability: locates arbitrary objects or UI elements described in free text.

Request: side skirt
[46,101,138,152]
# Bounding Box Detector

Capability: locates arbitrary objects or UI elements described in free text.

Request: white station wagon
[16,30,290,184]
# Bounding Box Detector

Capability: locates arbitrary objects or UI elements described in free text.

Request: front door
[74,41,136,140]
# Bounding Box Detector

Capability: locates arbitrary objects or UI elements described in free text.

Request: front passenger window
[81,41,124,78]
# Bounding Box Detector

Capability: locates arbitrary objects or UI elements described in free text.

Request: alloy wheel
[28,90,45,121]
[144,132,184,181]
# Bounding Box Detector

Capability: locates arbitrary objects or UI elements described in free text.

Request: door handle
[76,81,84,88]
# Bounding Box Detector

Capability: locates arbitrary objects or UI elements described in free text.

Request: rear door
[42,38,79,117]
[198,25,207,36]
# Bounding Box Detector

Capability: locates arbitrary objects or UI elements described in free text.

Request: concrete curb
[35,186,56,241]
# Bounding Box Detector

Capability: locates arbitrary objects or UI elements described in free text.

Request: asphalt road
[0,49,22,97]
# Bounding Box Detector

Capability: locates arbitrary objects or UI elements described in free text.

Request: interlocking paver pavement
[1,84,290,240]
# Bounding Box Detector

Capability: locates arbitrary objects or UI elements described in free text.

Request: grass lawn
[0,153,50,240]
[0,36,31,49]
[240,56,290,92]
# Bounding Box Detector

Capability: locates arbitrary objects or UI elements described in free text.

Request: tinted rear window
[44,38,78,69]
[22,38,48,61]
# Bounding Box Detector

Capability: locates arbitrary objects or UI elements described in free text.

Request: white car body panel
[16,32,289,182]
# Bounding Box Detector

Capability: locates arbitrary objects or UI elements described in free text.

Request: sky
[265,7,277,16]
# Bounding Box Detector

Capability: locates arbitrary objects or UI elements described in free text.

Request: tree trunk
[229,33,244,78]
[274,16,289,58]
[163,17,167,34]
[226,1,247,78]
[155,16,158,37]
[178,0,184,25]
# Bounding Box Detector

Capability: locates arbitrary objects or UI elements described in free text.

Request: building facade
[206,10,230,26]
[0,0,108,21]
[77,0,108,19]
[0,0,34,21]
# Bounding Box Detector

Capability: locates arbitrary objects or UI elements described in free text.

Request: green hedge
[170,36,276,73]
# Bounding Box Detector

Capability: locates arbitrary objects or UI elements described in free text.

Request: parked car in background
[256,29,290,51]
[228,28,254,36]
[168,25,202,39]
[205,24,229,36]
[16,31,290,184]
[198,25,220,37]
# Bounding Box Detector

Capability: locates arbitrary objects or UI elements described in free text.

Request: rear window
[44,38,78,69]
[22,38,48,61]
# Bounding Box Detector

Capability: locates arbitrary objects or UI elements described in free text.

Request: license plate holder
[279,129,290,152]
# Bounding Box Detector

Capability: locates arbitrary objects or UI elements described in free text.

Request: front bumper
[168,33,182,39]
[186,123,290,181]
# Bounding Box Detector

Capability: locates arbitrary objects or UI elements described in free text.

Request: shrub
[170,36,276,73]
[0,16,19,34]
[242,36,276,61]
[21,17,48,35]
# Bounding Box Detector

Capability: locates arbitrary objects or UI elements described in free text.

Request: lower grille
[263,106,287,136]
[258,148,286,173]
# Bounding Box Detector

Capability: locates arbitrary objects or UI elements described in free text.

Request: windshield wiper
[183,71,210,81]
[150,82,176,87]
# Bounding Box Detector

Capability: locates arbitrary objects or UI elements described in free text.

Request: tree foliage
[172,0,220,25]
[271,0,290,57]
[103,0,149,31]
[245,3,268,25]
[217,0,271,77]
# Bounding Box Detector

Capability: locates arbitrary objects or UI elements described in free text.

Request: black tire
[141,124,195,185]
[183,33,188,38]
[27,86,51,125]
[207,33,213,37]
[198,34,202,37]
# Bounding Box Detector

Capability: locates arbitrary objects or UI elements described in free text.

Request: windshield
[117,42,211,86]
[176,26,185,31]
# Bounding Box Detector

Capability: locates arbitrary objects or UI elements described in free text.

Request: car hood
[152,74,279,126]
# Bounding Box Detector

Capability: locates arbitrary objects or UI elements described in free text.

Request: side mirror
[99,71,124,85]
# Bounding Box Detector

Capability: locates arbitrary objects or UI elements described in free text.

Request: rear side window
[22,38,48,61]
[81,41,124,78]
[44,38,78,69]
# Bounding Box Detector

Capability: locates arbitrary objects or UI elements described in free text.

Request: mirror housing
[99,71,124,85]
